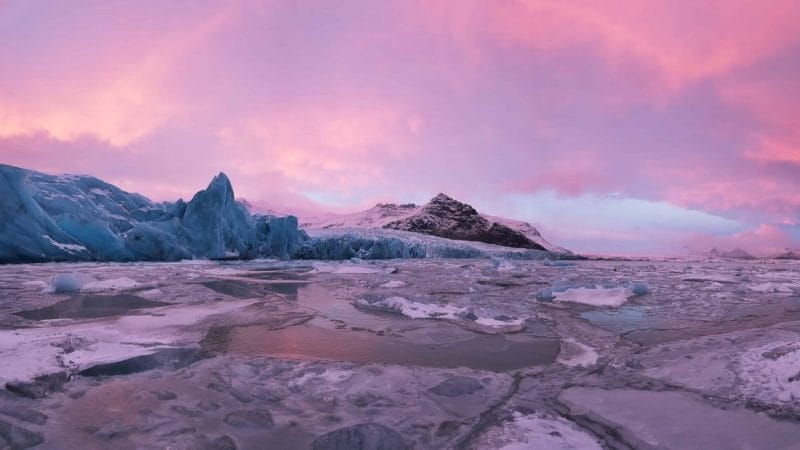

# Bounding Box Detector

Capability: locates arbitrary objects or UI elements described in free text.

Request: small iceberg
[536,282,648,308]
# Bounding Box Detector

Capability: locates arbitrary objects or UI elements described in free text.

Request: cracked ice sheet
[636,327,800,408]
[475,412,602,450]
[0,300,258,383]
[40,358,514,450]
[559,387,800,449]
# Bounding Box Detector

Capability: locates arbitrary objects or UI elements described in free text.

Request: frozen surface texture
[1,258,800,448]
[0,164,304,263]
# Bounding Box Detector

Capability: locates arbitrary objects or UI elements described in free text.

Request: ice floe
[0,299,257,384]
[537,282,648,308]
[354,296,524,329]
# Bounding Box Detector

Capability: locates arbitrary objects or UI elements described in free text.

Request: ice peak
[209,172,231,188]
[202,172,235,200]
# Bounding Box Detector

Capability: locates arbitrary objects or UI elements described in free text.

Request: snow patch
[476,411,603,450]
[380,280,407,288]
[738,341,800,404]
[42,235,88,254]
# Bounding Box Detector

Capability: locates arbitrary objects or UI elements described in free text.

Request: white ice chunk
[553,286,635,308]
[49,273,85,294]
[557,339,599,368]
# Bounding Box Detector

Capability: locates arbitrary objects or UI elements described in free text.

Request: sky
[1,0,799,255]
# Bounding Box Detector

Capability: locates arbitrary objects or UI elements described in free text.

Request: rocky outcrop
[384,194,548,250]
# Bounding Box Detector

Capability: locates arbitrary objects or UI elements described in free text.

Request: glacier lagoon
[1,258,800,448]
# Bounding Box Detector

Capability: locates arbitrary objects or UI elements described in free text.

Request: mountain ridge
[303,193,568,253]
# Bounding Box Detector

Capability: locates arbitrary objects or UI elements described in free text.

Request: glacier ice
[297,228,574,261]
[51,273,84,294]
[0,164,304,263]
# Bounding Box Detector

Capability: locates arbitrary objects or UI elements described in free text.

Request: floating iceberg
[536,282,648,307]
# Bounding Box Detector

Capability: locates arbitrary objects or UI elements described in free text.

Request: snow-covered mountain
[303,193,568,253]
[302,203,419,229]
[0,164,303,263]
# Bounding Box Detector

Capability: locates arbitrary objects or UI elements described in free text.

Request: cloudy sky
[1,0,799,255]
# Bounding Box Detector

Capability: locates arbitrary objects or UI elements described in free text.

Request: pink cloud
[685,224,795,257]
[1,0,799,253]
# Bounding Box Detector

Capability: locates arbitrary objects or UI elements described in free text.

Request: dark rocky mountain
[383,194,548,251]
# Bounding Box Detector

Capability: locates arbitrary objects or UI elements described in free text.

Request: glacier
[0,164,304,263]
[296,228,577,260]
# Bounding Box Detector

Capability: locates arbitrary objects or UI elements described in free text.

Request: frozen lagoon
[1,258,800,448]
